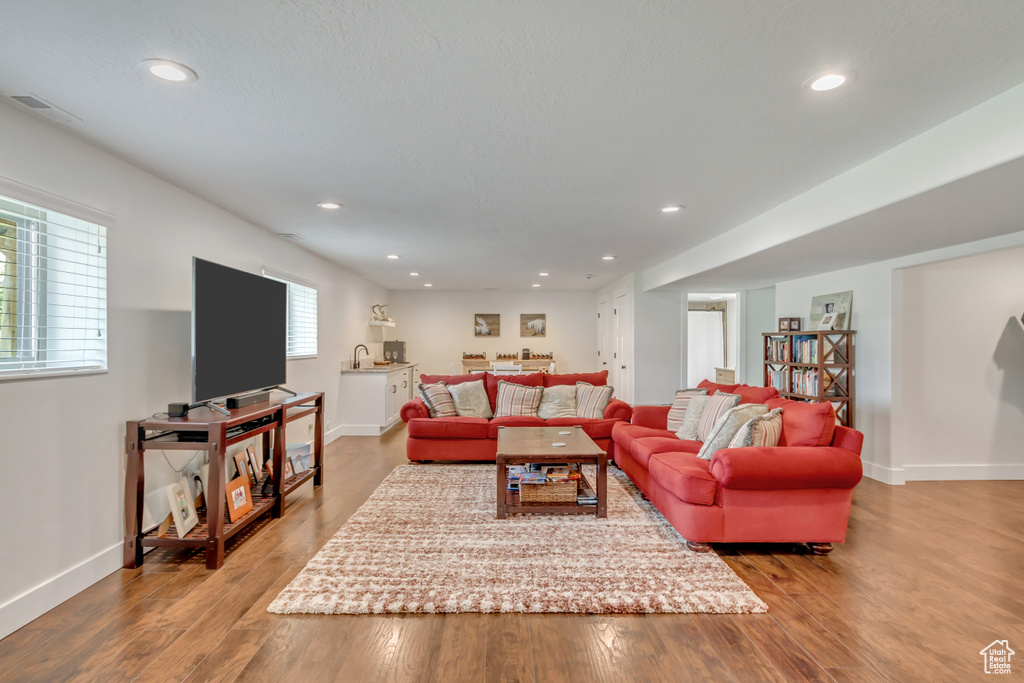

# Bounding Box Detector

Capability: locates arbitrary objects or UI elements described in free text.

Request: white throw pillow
[728,408,784,448]
[697,404,770,460]
[575,382,614,419]
[677,392,741,441]
[494,381,544,417]
[537,385,577,420]
[666,388,708,431]
[447,379,493,419]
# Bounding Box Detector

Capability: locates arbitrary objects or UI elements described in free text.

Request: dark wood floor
[2,426,1022,682]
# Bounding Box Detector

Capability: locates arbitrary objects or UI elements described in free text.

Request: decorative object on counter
[463,352,486,359]
[496,352,519,360]
[384,340,406,363]
[373,360,392,365]
[371,304,393,323]
[809,291,852,330]
[520,313,546,337]
[522,348,530,359]
[475,313,500,336]
[529,351,553,360]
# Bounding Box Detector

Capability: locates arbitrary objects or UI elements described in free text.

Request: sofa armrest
[631,405,670,430]
[401,398,430,422]
[603,399,632,422]
[710,447,863,490]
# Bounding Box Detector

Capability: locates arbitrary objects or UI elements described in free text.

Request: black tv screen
[192,258,287,403]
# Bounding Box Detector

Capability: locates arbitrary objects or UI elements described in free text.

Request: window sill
[0,367,108,383]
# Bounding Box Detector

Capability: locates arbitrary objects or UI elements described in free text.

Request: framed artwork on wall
[475,313,500,336]
[520,314,546,337]
[809,291,852,330]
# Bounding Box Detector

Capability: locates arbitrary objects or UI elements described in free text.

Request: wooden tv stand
[123,392,324,569]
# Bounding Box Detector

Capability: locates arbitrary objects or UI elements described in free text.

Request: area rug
[267,464,767,615]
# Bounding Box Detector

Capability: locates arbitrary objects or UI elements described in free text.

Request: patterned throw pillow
[677,392,741,441]
[494,380,544,417]
[728,408,784,448]
[666,388,709,431]
[537,384,577,419]
[697,404,770,460]
[447,379,493,418]
[576,382,614,419]
[418,382,457,418]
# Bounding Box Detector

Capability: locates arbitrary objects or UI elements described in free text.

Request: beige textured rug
[268,464,767,615]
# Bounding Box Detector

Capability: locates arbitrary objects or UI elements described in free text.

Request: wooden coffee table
[495,425,607,519]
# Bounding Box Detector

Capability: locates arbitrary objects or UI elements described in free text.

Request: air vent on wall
[8,94,80,123]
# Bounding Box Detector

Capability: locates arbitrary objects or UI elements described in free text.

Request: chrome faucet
[353,344,369,369]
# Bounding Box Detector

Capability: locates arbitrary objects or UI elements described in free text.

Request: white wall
[742,286,776,385]
[893,245,1024,480]
[634,286,682,404]
[776,228,1024,484]
[0,103,388,638]
[386,289,598,377]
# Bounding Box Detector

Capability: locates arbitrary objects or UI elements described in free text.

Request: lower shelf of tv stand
[140,468,318,550]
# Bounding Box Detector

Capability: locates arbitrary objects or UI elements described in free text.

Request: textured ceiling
[2,0,1024,290]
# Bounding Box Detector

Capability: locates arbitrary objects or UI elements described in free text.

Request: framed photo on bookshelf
[809,291,852,330]
[778,318,790,332]
[166,479,198,538]
[225,477,253,523]
[788,317,801,331]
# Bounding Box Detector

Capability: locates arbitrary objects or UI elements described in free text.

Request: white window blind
[263,270,317,358]
[0,192,107,379]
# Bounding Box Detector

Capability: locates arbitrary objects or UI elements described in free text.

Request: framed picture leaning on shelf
[809,291,852,330]
[225,477,253,522]
[166,479,198,538]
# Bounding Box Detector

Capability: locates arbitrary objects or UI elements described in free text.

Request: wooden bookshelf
[763,330,855,428]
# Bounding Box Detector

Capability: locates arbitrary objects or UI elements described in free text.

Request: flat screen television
[192,258,287,403]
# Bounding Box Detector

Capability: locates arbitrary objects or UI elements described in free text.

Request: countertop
[340,361,418,374]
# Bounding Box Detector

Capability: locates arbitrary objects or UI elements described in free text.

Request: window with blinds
[0,192,107,379]
[263,270,317,358]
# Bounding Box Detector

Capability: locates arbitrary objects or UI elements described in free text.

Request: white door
[687,310,724,387]
[597,298,612,375]
[614,292,633,403]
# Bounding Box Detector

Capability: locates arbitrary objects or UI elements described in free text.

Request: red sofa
[611,380,863,554]
[400,370,632,462]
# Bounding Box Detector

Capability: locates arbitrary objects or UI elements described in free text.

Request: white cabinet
[337,363,418,436]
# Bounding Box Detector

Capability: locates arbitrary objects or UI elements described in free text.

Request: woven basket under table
[518,479,578,503]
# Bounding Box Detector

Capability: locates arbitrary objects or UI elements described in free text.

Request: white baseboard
[862,460,906,486]
[902,463,1024,481]
[336,424,384,436]
[324,424,344,444]
[0,542,122,640]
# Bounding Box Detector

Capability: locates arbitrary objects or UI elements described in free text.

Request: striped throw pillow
[494,381,544,417]
[666,388,708,431]
[697,404,769,460]
[728,408,784,448]
[418,382,457,418]
[677,392,741,441]
[576,382,614,419]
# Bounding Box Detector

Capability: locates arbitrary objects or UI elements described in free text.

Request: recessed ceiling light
[661,205,682,213]
[141,59,197,83]
[387,254,399,259]
[602,256,615,260]
[532,284,540,287]
[317,202,341,209]
[539,272,549,277]
[424,283,432,287]
[809,73,847,91]
[409,272,419,276]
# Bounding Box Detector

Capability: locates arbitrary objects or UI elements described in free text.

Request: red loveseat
[611,380,863,554]
[400,370,632,462]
